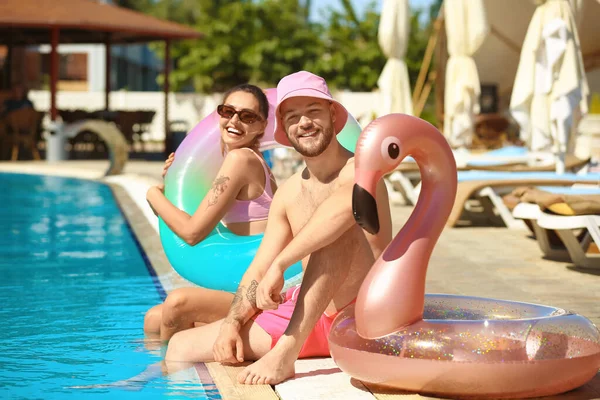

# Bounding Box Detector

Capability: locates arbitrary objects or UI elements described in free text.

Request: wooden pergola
[0,0,202,151]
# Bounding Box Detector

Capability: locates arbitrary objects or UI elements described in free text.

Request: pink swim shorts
[251,285,347,358]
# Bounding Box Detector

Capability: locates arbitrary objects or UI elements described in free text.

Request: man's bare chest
[286,180,340,234]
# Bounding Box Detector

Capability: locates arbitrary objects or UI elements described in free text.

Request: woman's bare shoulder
[221,148,265,181]
[223,148,258,164]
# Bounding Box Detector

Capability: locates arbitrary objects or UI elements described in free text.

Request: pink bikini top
[221,150,274,225]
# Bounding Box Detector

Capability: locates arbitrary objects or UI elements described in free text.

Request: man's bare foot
[237,337,299,385]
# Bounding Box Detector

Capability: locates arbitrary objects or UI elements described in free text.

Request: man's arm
[268,163,357,271]
[270,163,391,272]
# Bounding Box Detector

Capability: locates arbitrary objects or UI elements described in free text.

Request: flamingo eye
[381,137,401,165]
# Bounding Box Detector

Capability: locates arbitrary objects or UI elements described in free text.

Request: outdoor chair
[132,110,156,152]
[6,107,41,161]
[512,186,600,260]
[386,146,538,205]
[384,146,588,207]
[446,171,600,229]
[115,111,139,151]
[537,210,600,270]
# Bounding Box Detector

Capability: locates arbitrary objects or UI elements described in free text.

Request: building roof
[0,0,202,45]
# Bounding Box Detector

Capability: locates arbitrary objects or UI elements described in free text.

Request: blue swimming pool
[0,173,220,399]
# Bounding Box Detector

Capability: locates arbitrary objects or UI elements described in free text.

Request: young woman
[144,84,277,342]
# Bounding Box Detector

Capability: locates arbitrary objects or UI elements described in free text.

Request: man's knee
[165,331,189,361]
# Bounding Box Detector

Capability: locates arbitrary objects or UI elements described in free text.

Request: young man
[165,71,392,385]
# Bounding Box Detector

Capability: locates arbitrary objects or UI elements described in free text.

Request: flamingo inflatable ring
[329,114,600,399]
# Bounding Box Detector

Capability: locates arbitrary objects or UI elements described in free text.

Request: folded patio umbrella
[443,0,489,148]
[377,0,413,116]
[509,0,589,174]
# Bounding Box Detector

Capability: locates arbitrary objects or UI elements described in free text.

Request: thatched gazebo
[0,0,202,151]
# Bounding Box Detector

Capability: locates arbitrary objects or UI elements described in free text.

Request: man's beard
[287,125,335,158]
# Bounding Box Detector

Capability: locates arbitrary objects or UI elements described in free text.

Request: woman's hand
[163,152,175,179]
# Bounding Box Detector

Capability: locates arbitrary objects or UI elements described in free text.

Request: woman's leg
[144,304,164,335]
[160,287,234,341]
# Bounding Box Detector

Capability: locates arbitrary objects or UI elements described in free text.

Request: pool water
[0,173,220,399]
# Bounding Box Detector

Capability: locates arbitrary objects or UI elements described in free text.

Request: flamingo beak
[352,184,379,235]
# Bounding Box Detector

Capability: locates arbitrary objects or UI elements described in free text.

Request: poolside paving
[2,160,599,399]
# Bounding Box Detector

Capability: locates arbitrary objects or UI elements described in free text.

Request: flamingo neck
[355,135,457,339]
[386,147,455,260]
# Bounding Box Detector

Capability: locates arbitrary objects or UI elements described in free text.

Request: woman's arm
[146,149,257,245]
[220,183,294,327]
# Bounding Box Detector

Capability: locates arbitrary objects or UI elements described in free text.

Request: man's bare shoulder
[272,170,302,202]
[338,157,356,184]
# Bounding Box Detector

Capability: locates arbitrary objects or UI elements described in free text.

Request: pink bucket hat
[274,71,349,147]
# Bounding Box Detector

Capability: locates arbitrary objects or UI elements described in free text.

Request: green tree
[240,0,324,89]
[428,0,444,21]
[132,0,438,112]
[112,0,155,13]
[152,0,322,93]
[311,2,385,91]
[405,9,429,87]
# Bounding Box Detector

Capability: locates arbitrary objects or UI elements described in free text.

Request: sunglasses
[217,104,263,124]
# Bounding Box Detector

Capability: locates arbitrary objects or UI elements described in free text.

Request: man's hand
[213,321,245,364]
[256,262,285,310]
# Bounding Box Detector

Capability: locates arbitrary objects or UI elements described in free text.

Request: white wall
[29,90,382,141]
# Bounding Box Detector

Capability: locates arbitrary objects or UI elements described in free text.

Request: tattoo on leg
[246,280,258,306]
[207,175,230,207]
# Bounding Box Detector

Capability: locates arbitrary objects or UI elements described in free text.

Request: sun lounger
[467,154,589,172]
[448,172,600,229]
[457,146,531,168]
[385,147,532,205]
[537,211,600,269]
[512,202,571,259]
[385,146,589,205]
[512,186,600,260]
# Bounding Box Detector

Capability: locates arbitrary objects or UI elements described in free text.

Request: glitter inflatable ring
[330,295,600,398]
[330,114,600,399]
